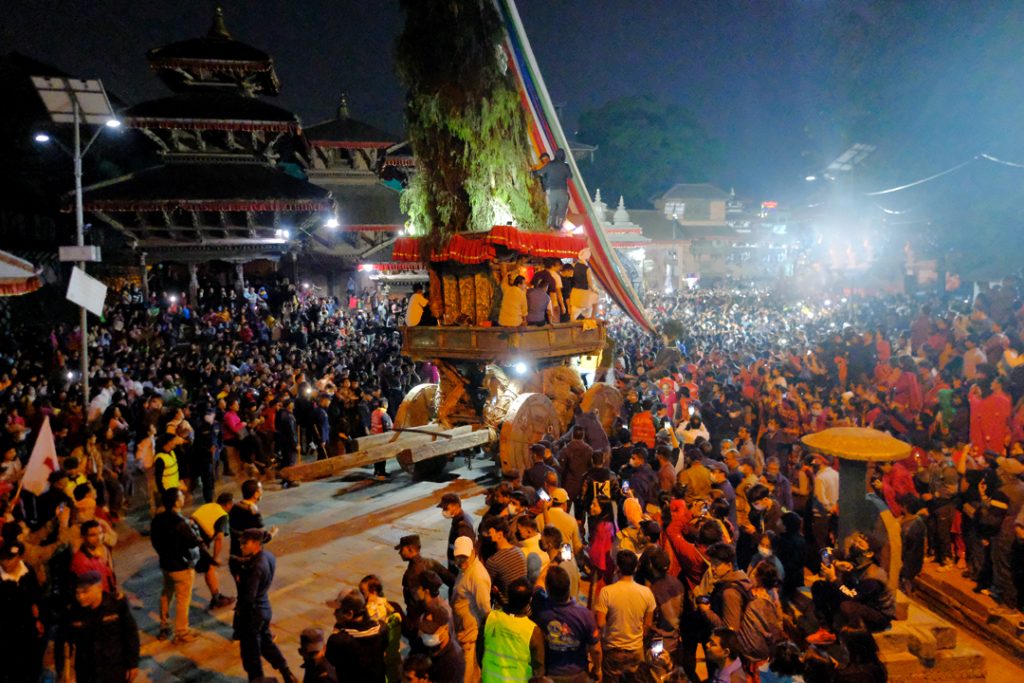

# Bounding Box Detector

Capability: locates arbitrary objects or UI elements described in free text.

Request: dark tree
[576,95,721,207]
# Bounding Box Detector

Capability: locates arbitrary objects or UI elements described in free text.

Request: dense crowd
[1,271,1024,682]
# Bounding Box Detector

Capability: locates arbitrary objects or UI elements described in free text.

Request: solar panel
[31,76,115,125]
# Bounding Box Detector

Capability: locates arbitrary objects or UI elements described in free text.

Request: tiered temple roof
[82,7,332,264]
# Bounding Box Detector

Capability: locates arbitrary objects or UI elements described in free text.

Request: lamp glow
[34,133,50,143]
[513,362,528,376]
[325,217,340,229]
[105,118,121,129]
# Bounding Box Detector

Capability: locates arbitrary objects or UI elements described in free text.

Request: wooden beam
[280,425,490,482]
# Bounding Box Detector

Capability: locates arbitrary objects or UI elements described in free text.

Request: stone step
[880,647,986,683]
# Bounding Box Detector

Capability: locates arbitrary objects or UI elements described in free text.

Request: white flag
[23,415,59,496]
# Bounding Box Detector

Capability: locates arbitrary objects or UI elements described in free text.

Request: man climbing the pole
[533,148,572,230]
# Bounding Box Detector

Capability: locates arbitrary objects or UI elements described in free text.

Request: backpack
[589,478,612,517]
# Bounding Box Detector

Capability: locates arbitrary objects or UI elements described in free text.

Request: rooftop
[657,183,732,201]
[124,91,298,129]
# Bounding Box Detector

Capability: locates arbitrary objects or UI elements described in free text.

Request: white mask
[420,631,441,648]
[758,546,772,558]
[442,509,455,519]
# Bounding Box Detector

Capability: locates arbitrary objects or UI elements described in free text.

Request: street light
[31,76,119,412]
[325,216,340,229]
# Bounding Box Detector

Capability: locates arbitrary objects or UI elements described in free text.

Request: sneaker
[806,628,836,645]
[373,473,389,482]
[157,626,171,641]
[174,630,198,644]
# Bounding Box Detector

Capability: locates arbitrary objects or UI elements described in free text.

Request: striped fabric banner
[494,0,657,334]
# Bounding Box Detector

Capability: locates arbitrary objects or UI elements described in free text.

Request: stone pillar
[235,263,246,291]
[838,459,873,543]
[188,263,199,305]
[139,252,149,300]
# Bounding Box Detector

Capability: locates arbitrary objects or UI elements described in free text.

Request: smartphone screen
[560,543,572,561]
[651,639,664,655]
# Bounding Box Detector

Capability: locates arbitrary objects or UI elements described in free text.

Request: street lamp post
[31,76,119,413]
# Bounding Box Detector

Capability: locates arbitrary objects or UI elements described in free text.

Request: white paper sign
[67,266,107,317]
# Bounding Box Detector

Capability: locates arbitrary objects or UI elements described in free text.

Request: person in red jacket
[970,377,1012,454]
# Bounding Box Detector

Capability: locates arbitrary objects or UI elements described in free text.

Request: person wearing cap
[298,627,337,683]
[993,456,1024,607]
[65,570,140,683]
[419,600,465,683]
[479,577,545,681]
[537,487,582,556]
[398,534,454,648]
[235,528,298,683]
[451,535,490,683]
[0,542,44,682]
[229,479,278,579]
[325,590,387,683]
[438,492,476,572]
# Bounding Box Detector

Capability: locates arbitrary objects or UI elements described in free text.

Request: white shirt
[814,467,839,511]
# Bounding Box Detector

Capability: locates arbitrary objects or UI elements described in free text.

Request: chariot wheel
[580,382,623,435]
[394,383,448,479]
[498,392,560,476]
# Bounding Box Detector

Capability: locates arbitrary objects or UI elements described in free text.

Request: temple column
[188,263,199,305]
[139,252,149,300]
[235,263,246,291]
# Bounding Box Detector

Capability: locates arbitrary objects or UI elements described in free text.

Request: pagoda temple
[300,94,408,268]
[81,8,333,295]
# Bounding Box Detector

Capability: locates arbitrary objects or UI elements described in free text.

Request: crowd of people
[1,268,1024,682]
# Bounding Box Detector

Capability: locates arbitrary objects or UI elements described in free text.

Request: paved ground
[100,459,1024,682]
[116,459,495,682]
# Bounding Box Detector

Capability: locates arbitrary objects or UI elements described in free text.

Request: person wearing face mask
[451,536,490,683]
[806,533,896,645]
[698,542,753,632]
[746,532,785,585]
[438,493,476,574]
[325,590,387,683]
[418,601,465,683]
[481,517,527,608]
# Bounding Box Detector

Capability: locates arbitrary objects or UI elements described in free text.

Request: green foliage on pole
[396,0,545,254]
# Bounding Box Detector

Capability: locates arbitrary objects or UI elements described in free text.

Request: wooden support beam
[280,424,490,482]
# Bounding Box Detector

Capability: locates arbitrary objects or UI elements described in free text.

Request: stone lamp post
[802,427,911,588]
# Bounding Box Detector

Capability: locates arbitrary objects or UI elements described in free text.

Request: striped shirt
[485,547,527,606]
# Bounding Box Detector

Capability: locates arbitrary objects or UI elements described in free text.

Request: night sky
[6,0,1024,204]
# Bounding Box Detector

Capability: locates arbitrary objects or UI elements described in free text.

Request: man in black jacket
[325,591,387,683]
[276,400,300,488]
[235,529,298,683]
[437,492,476,573]
[151,488,202,642]
[66,571,140,683]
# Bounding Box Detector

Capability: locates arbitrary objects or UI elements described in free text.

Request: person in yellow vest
[62,456,90,499]
[190,491,236,610]
[478,577,544,682]
[153,433,182,505]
